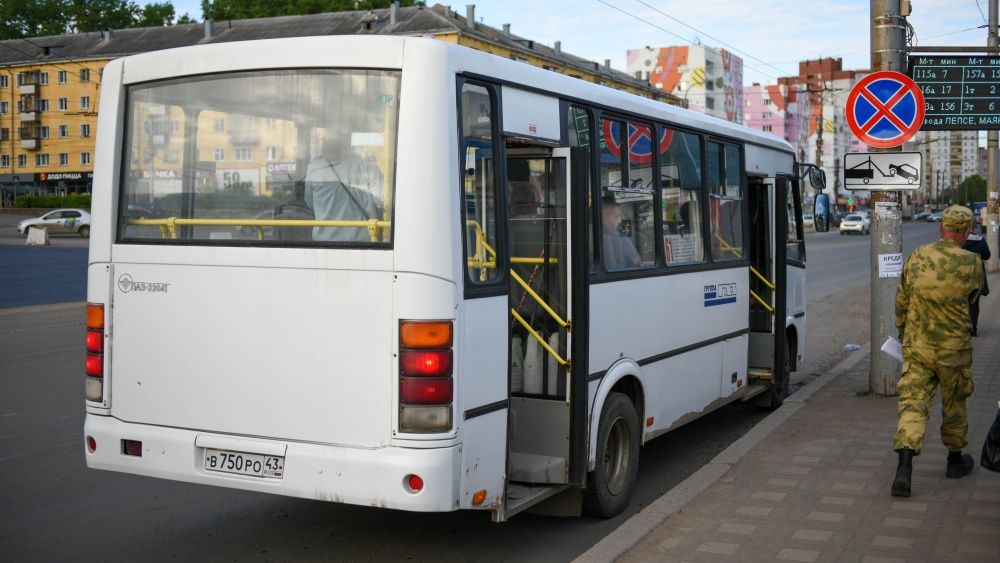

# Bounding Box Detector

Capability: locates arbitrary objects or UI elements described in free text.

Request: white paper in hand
[881,337,903,362]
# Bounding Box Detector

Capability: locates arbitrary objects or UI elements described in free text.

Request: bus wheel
[584,392,639,518]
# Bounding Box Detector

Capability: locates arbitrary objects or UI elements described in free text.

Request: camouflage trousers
[893,346,974,454]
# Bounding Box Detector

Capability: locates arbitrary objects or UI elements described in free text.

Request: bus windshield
[118,69,400,246]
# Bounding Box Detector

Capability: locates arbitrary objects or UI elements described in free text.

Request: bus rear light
[400,377,453,404]
[399,405,452,433]
[85,353,103,377]
[400,321,452,349]
[85,377,103,401]
[86,303,104,330]
[406,474,424,493]
[86,329,104,353]
[399,350,452,377]
[86,436,97,453]
[122,439,143,457]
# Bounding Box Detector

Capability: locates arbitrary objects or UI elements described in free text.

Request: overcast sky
[165,0,990,85]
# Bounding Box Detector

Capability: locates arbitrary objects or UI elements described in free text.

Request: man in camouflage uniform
[892,205,983,497]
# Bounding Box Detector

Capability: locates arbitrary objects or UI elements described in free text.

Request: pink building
[743,83,811,161]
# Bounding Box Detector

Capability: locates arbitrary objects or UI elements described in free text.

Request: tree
[137,2,176,27]
[0,0,72,40]
[939,175,987,206]
[200,0,415,20]
[69,0,142,33]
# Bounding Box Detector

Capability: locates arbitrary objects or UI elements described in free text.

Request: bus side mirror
[813,193,831,233]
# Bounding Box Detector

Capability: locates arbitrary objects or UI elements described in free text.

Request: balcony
[20,111,39,122]
[20,138,39,150]
[20,84,36,95]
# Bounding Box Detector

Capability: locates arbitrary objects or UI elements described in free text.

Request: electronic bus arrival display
[907,55,1000,130]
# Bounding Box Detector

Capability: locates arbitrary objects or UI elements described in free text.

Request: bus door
[746,176,791,407]
[504,149,575,513]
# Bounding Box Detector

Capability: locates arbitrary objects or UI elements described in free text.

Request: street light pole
[869,0,906,395]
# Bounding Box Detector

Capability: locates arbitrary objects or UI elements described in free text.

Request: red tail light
[86,329,103,353]
[400,350,452,377]
[400,376,453,404]
[86,353,103,377]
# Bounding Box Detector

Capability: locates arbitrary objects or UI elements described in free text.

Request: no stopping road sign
[846,71,925,149]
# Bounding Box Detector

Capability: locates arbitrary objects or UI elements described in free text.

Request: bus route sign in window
[119,69,400,246]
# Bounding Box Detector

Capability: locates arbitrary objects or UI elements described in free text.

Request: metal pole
[987,0,999,272]
[869,0,906,395]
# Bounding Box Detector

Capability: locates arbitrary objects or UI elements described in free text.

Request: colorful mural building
[743,82,811,159]
[626,45,744,124]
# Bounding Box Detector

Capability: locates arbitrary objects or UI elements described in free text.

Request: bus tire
[583,392,639,518]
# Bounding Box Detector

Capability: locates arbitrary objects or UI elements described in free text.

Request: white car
[839,213,870,235]
[17,208,92,238]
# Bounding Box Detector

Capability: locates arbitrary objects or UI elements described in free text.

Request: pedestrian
[961,222,990,336]
[891,205,983,497]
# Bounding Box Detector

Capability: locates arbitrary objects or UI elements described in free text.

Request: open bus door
[498,147,588,520]
[746,175,795,408]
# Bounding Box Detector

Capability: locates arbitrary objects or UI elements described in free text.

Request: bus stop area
[578,272,1000,563]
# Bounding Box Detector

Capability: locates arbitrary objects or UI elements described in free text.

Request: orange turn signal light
[472,489,487,506]
[400,321,453,349]
[86,303,104,330]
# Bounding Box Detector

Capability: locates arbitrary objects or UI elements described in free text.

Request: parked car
[17,208,91,237]
[927,211,943,222]
[802,212,814,229]
[913,211,930,221]
[839,213,871,235]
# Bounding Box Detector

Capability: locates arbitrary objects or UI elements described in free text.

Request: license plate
[204,448,284,479]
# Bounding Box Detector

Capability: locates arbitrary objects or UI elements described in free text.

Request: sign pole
[987,0,999,273]
[869,0,906,395]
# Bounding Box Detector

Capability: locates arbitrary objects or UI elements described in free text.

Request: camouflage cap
[941,205,973,232]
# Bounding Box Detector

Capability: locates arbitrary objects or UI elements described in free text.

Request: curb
[573,343,872,563]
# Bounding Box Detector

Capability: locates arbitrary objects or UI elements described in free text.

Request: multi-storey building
[904,130,981,205]
[743,82,811,160]
[777,58,867,208]
[1,3,678,201]
[626,44,744,123]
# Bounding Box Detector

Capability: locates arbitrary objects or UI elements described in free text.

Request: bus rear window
[118,69,400,246]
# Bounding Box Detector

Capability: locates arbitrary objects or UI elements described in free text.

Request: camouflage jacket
[895,239,983,350]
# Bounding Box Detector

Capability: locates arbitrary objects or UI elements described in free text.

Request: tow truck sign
[843,152,922,191]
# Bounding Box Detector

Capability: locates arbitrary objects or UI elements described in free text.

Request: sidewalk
[579,274,1000,562]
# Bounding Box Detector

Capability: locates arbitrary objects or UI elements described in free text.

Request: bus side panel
[109,263,394,447]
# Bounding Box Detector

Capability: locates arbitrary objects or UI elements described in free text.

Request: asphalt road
[0,217,944,561]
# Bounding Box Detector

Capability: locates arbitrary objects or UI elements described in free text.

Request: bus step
[509,452,567,483]
[501,483,569,521]
[740,383,770,402]
[748,368,773,381]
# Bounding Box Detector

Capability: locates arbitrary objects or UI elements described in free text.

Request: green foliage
[200,0,416,20]
[1,0,185,39]
[14,193,92,208]
[938,175,987,206]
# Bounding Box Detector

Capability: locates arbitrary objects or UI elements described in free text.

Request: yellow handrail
[129,217,390,242]
[749,289,775,313]
[509,270,571,330]
[749,265,776,290]
[510,308,568,366]
[714,233,743,258]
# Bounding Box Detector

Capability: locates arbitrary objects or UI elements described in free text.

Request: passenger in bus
[601,195,642,270]
[304,139,383,242]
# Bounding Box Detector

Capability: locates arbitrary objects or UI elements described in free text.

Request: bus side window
[659,128,705,265]
[460,83,500,286]
[707,141,744,262]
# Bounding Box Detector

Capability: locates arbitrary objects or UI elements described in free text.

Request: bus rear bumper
[84,414,461,512]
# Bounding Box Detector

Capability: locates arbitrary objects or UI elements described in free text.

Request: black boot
[891,448,915,497]
[946,450,974,478]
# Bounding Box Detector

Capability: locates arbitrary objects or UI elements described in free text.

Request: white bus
[83,36,814,521]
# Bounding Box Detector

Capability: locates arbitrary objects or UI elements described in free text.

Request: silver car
[17,208,92,238]
[839,213,870,235]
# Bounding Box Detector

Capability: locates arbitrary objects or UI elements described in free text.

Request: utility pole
[987,0,999,272]
[869,0,907,395]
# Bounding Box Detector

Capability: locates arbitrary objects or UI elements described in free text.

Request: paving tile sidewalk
[582,275,1000,562]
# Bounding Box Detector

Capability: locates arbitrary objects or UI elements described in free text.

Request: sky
[164,0,991,86]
